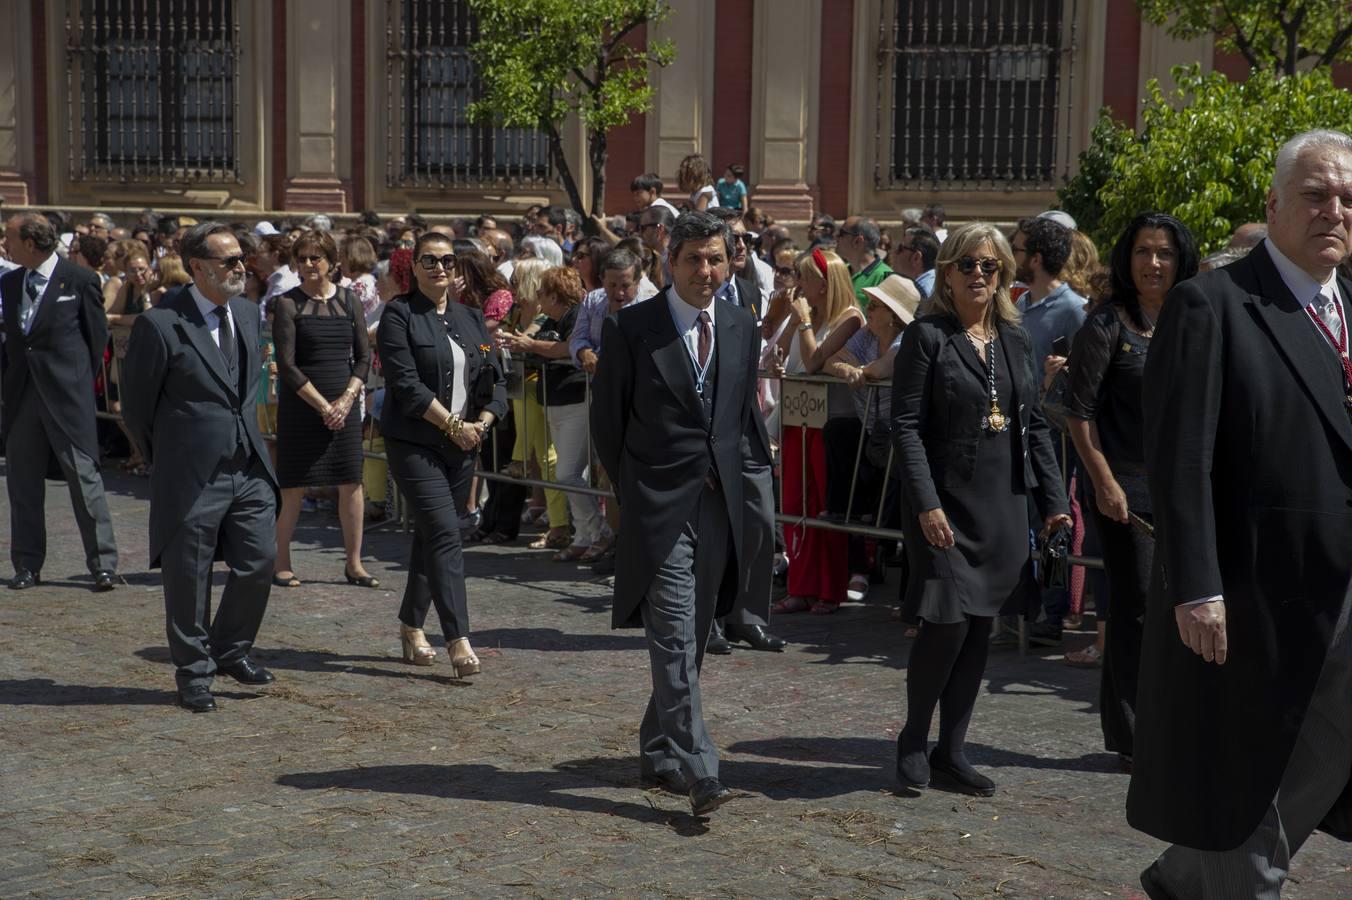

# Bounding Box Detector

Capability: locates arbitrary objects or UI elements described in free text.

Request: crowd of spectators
[6,149,1338,687]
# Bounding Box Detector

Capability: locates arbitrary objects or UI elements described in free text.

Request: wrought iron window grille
[65,0,242,184]
[875,0,1078,191]
[384,0,552,189]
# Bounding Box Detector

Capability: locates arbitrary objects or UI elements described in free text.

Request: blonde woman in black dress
[891,223,1070,795]
[272,229,376,588]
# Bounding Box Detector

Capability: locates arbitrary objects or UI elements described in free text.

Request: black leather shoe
[725,624,787,652]
[706,632,733,655]
[8,569,40,590]
[177,684,217,712]
[216,657,275,685]
[93,570,117,591]
[928,748,996,797]
[640,768,689,795]
[689,777,736,815]
[1139,862,1179,900]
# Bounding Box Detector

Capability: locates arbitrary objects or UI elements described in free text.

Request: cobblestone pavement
[1,462,1349,899]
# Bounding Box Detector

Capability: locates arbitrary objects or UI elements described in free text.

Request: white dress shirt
[20,252,60,333]
[190,284,237,349]
[667,289,716,390]
[447,333,470,416]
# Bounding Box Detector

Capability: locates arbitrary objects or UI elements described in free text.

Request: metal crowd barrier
[87,329,1103,574]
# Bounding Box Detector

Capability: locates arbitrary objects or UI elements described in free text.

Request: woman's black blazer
[890,313,1067,519]
[376,291,507,446]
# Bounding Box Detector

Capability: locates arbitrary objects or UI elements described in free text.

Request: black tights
[899,615,994,763]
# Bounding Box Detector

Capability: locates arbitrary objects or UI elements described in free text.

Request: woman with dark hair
[1064,212,1199,763]
[891,223,1070,795]
[271,229,376,589]
[378,232,506,674]
[569,236,610,293]
[454,248,514,331]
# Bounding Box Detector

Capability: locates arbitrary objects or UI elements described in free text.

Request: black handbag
[1036,524,1073,591]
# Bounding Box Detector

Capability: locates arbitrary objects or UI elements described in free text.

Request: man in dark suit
[1,212,118,590]
[591,211,766,815]
[1132,129,1352,896]
[708,210,785,655]
[121,222,280,713]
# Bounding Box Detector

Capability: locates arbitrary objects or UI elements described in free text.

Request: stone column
[1136,21,1213,130]
[645,3,716,186]
[282,0,352,211]
[0,0,36,204]
[748,0,821,220]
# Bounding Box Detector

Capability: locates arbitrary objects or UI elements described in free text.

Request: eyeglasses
[954,256,1002,277]
[207,254,247,270]
[418,254,457,271]
[865,300,885,312]
[295,254,327,265]
[639,222,659,232]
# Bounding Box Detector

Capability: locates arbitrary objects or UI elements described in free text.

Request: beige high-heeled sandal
[449,637,481,678]
[400,624,437,666]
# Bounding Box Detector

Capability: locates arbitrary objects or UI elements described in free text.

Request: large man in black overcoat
[1132,129,1352,897]
[590,211,766,816]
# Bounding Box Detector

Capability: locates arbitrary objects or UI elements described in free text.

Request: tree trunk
[589,129,608,218]
[547,124,587,216]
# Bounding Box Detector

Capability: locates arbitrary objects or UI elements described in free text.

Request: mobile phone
[1051,335,1070,356]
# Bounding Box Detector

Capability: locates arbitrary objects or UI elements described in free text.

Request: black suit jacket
[376,292,508,446]
[120,286,278,567]
[1129,241,1352,850]
[890,314,1068,520]
[591,290,762,629]
[0,258,109,460]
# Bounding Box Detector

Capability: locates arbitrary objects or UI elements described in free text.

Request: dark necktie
[213,305,237,371]
[697,310,712,369]
[21,272,44,333]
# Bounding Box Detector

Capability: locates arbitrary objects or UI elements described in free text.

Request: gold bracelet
[443,413,457,434]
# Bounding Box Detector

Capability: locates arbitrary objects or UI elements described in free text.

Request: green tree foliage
[1059,65,1352,253]
[1136,0,1352,75]
[467,0,675,216]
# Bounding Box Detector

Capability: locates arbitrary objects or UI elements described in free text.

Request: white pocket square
[55,294,77,303]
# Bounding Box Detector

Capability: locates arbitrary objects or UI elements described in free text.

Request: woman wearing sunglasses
[377,233,507,676]
[891,223,1070,795]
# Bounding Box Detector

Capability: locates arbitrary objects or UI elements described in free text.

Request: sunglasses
[894,243,918,254]
[207,254,247,270]
[954,256,1002,277]
[729,233,751,246]
[418,254,457,271]
[774,266,795,277]
[295,254,327,265]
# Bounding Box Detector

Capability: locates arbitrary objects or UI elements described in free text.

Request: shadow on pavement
[276,762,713,836]
[729,735,1123,776]
[0,678,169,706]
[133,646,472,687]
[473,626,647,653]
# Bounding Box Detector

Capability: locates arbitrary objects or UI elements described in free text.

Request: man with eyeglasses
[122,222,281,713]
[2,212,119,592]
[891,225,939,303]
[836,216,894,309]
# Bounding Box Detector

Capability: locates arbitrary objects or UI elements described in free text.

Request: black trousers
[387,437,476,642]
[160,452,276,688]
[1093,508,1153,755]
